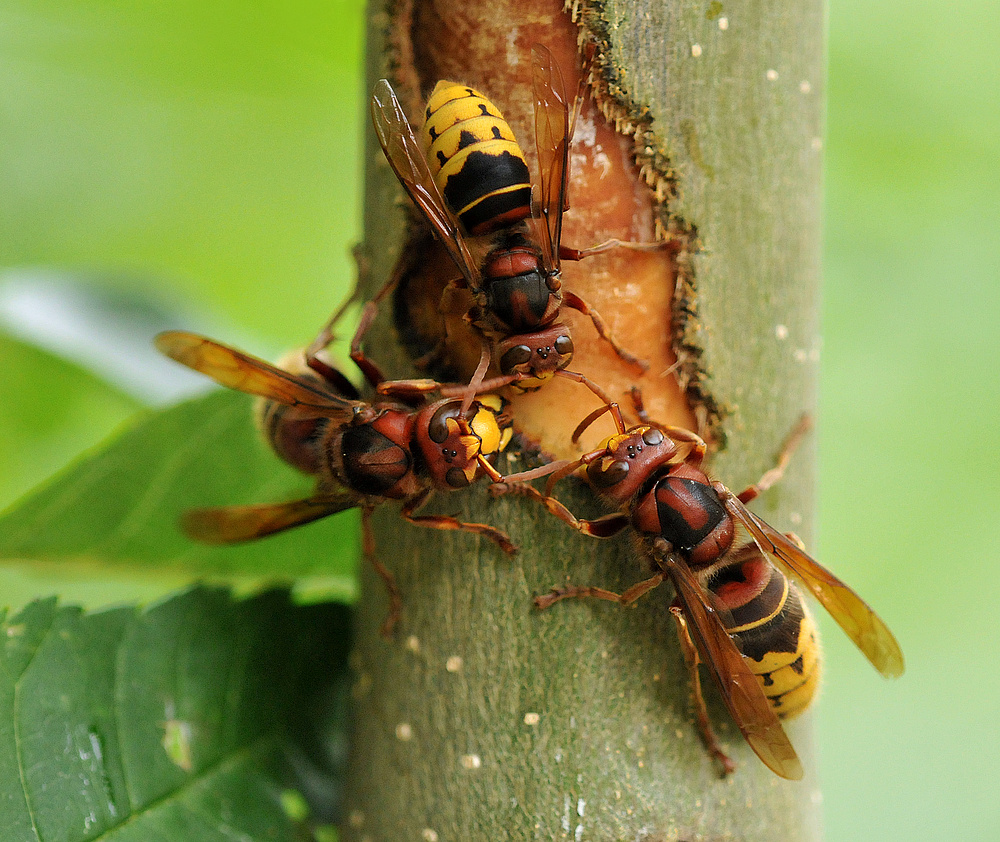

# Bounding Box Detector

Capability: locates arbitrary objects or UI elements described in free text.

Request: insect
[357,43,670,406]
[503,404,904,779]
[155,329,516,635]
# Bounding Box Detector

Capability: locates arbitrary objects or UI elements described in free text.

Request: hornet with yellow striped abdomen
[364,44,670,405]
[501,408,903,779]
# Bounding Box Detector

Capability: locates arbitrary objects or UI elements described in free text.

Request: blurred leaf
[0,330,142,511]
[0,587,352,839]
[0,270,228,406]
[0,388,359,596]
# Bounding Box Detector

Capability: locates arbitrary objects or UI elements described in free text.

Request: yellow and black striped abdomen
[717,557,823,719]
[421,82,532,236]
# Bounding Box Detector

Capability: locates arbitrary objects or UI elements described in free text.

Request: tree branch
[343,1,823,838]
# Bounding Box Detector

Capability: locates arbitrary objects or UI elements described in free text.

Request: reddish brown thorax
[581,426,736,567]
[335,409,419,500]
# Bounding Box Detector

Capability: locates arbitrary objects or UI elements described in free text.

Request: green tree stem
[344,1,823,839]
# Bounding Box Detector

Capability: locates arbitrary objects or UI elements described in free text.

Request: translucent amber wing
[182,494,358,544]
[530,43,570,274]
[155,331,360,419]
[371,79,481,286]
[726,497,905,679]
[663,554,804,780]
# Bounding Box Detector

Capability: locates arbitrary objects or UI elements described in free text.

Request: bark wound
[571,0,723,444]
[379,0,714,459]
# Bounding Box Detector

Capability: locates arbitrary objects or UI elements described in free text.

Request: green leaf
[0,331,142,512]
[0,389,359,597]
[0,2,365,608]
[0,587,352,840]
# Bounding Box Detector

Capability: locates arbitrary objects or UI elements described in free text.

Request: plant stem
[344,1,823,838]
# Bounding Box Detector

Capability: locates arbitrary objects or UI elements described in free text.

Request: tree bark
[344,1,823,839]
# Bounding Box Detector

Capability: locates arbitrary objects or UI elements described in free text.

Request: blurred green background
[1,1,995,839]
